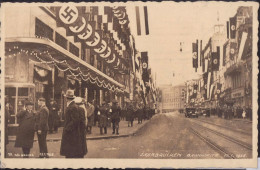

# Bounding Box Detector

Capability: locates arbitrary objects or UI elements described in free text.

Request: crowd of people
[5,89,156,158]
[199,105,252,121]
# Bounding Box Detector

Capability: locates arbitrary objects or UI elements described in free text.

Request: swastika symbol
[231,25,236,31]
[213,59,218,64]
[59,6,78,25]
[193,52,197,59]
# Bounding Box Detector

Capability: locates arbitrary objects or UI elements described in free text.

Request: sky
[126,2,241,86]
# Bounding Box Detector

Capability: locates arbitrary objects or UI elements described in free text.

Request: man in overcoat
[86,100,94,134]
[15,101,36,158]
[49,99,60,133]
[99,102,108,135]
[35,98,49,158]
[111,100,121,135]
[60,90,87,158]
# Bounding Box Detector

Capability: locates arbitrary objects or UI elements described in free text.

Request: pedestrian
[35,98,49,158]
[94,103,99,126]
[127,104,134,127]
[48,99,54,134]
[137,104,143,124]
[49,99,60,133]
[242,107,247,119]
[78,98,88,129]
[86,100,94,134]
[111,100,121,135]
[99,102,108,135]
[60,90,87,158]
[14,100,36,158]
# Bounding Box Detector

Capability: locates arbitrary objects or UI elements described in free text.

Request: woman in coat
[15,101,36,158]
[60,91,87,158]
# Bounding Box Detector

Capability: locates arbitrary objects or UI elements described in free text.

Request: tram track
[189,122,252,159]
[192,118,251,136]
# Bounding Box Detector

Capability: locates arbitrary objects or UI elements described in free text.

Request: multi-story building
[159,84,185,113]
[188,6,252,110]
[4,5,135,126]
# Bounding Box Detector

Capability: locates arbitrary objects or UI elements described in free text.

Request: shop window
[55,32,67,50]
[69,42,79,57]
[35,18,54,41]
[5,87,16,124]
[5,87,16,96]
[18,88,28,96]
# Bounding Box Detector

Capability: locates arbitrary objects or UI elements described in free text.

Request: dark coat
[98,106,108,128]
[126,107,134,121]
[49,103,60,127]
[110,105,121,122]
[60,102,87,157]
[15,110,36,148]
[35,106,49,131]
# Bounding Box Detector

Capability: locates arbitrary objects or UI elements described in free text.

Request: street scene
[1,1,257,168]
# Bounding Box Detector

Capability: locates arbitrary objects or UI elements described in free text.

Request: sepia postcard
[0,1,258,169]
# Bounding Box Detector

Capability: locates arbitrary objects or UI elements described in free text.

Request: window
[55,32,67,50]
[69,43,79,57]
[35,18,54,41]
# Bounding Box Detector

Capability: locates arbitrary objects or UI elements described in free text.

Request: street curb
[8,122,146,142]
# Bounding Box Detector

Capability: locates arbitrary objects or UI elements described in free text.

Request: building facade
[4,6,134,126]
[160,84,185,113]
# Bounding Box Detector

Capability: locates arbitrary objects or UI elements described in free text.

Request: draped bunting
[55,6,129,74]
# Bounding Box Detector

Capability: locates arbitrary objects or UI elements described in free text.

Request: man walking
[60,90,87,158]
[111,100,121,135]
[99,102,108,135]
[35,98,49,158]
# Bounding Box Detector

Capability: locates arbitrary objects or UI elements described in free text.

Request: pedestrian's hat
[74,97,82,104]
[66,90,75,99]
[38,98,46,102]
[25,100,34,106]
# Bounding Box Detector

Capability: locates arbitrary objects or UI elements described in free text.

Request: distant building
[159,84,185,113]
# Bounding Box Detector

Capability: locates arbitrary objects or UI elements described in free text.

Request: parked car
[185,108,198,118]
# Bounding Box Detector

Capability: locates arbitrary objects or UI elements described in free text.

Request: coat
[110,105,121,122]
[86,104,94,126]
[126,107,134,121]
[49,103,60,127]
[35,105,49,131]
[98,105,108,128]
[15,110,36,148]
[60,102,87,157]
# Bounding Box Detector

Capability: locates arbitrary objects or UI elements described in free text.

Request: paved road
[6,112,224,159]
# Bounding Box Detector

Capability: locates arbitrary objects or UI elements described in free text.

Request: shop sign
[231,89,244,99]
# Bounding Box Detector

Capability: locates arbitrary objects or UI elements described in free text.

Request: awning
[5,37,125,93]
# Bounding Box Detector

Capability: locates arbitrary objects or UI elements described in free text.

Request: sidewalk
[8,119,149,142]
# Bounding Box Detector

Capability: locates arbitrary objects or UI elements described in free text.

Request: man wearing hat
[15,100,36,158]
[110,100,121,135]
[86,100,95,134]
[60,90,87,158]
[99,102,108,135]
[35,97,49,158]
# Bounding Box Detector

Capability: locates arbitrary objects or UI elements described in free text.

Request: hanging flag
[135,6,141,36]
[209,85,215,100]
[192,40,198,70]
[216,83,222,99]
[141,52,149,83]
[230,42,237,60]
[229,15,237,39]
[212,47,220,71]
[207,71,212,99]
[226,21,230,39]
[200,40,202,66]
[241,28,252,60]
[104,6,113,23]
[237,32,248,61]
[202,50,205,72]
[223,41,228,66]
[144,6,149,35]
